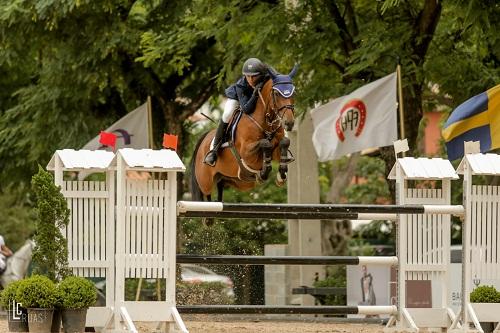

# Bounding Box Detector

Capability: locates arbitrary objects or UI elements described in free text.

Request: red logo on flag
[335,99,366,142]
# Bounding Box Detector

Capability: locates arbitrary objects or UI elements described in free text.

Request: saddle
[221,109,243,149]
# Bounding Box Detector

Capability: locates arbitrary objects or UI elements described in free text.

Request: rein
[246,87,294,140]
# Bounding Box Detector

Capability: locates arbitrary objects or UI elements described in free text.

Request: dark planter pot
[61,309,87,333]
[480,322,494,333]
[51,309,62,333]
[7,306,29,332]
[27,308,54,333]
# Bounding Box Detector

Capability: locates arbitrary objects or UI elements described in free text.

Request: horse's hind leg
[259,139,273,180]
[276,136,291,186]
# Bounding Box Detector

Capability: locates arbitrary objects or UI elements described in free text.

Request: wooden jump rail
[177,305,398,315]
[177,201,464,219]
[176,254,398,266]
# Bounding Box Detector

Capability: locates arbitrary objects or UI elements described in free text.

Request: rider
[0,234,13,275]
[204,57,269,166]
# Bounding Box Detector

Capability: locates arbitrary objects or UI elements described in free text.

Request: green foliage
[0,0,222,190]
[176,282,235,305]
[343,156,391,204]
[31,166,70,282]
[0,189,35,251]
[0,280,23,309]
[352,220,394,247]
[16,275,57,309]
[57,276,97,309]
[470,285,500,303]
[313,266,347,306]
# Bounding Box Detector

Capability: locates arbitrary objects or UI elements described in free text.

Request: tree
[0,1,222,193]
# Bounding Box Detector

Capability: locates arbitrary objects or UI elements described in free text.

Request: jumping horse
[191,66,298,201]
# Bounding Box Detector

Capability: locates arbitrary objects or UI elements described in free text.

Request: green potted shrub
[31,167,71,332]
[31,166,71,281]
[470,285,500,333]
[0,280,29,332]
[16,275,56,333]
[57,276,97,333]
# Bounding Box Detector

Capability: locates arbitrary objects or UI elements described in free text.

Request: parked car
[180,264,234,297]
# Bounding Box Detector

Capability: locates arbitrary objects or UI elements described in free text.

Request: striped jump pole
[177,201,464,219]
[177,305,398,315]
[177,254,398,266]
[178,210,399,220]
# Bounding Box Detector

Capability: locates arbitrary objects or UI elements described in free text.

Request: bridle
[247,82,295,140]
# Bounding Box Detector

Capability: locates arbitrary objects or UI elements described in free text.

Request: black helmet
[242,58,266,76]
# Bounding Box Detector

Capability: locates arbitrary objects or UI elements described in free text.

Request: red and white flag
[311,73,397,161]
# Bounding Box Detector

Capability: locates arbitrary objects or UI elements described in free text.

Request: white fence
[48,148,500,333]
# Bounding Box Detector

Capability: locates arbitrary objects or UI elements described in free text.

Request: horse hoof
[275,179,285,187]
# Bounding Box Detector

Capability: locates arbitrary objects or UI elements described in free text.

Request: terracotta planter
[61,308,87,333]
[26,308,54,333]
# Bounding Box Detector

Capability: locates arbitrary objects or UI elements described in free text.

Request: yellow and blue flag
[442,84,500,160]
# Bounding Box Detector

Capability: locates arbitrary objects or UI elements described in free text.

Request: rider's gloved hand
[253,82,264,94]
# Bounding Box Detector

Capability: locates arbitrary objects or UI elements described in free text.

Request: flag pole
[396,64,406,157]
[147,96,155,149]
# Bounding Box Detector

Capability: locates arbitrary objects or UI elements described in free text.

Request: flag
[311,73,398,161]
[442,84,500,161]
[99,131,117,150]
[162,133,178,151]
[82,102,150,151]
[79,102,150,180]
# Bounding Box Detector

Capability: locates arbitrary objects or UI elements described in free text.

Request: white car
[180,264,235,297]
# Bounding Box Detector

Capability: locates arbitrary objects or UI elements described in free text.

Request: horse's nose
[285,120,294,131]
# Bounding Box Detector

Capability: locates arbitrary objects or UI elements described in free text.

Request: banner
[442,84,500,161]
[311,73,398,161]
[82,102,150,151]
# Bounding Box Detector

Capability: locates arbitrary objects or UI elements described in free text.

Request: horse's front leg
[276,136,291,187]
[259,139,273,180]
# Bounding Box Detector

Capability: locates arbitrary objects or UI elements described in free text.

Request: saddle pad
[210,110,243,150]
[228,110,243,145]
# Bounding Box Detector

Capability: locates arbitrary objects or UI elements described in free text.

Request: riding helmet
[242,58,266,76]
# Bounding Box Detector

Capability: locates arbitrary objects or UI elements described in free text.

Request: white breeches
[222,98,239,123]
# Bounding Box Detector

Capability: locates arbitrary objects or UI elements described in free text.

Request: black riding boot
[204,120,228,166]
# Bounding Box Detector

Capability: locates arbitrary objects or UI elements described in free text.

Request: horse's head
[265,65,298,132]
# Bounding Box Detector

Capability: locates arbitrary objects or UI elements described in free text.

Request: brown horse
[190,66,298,201]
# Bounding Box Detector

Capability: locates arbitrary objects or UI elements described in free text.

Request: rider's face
[245,75,259,88]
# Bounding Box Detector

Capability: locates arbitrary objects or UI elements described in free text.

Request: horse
[0,240,34,288]
[191,65,297,201]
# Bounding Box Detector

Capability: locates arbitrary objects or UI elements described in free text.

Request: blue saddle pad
[221,110,243,148]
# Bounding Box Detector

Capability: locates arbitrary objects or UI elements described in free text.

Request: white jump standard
[48,149,187,333]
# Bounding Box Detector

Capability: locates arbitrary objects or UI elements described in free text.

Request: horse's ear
[289,64,299,79]
[267,66,278,79]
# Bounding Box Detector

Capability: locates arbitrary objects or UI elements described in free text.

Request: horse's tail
[190,131,210,201]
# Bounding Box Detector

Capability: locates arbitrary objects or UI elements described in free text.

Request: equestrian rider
[0,234,13,275]
[204,58,268,166]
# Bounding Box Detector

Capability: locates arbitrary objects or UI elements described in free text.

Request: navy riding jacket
[224,76,258,114]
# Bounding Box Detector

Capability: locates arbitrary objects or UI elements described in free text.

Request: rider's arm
[1,245,13,257]
[237,86,259,114]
